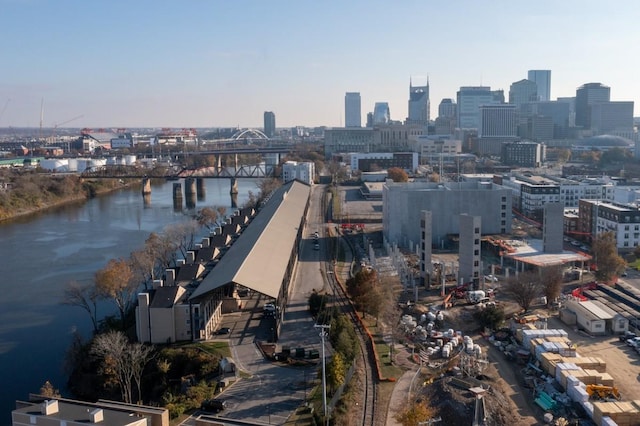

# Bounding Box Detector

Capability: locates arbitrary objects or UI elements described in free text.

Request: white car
[484,275,498,282]
[626,337,640,348]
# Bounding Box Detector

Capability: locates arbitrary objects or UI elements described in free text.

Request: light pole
[315,324,330,421]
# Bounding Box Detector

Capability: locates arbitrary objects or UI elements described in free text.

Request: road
[179,185,328,425]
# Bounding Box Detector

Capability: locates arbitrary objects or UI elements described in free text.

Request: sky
[0,0,638,129]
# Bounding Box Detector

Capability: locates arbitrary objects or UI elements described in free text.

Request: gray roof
[190,180,310,300]
[150,286,186,308]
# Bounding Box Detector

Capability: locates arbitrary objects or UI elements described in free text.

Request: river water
[0,178,258,425]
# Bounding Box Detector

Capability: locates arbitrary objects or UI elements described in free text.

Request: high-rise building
[478,104,517,138]
[590,101,634,137]
[575,83,610,129]
[263,111,276,138]
[345,92,362,127]
[438,98,457,118]
[527,70,551,101]
[456,86,497,129]
[372,102,390,125]
[407,78,430,125]
[509,79,538,109]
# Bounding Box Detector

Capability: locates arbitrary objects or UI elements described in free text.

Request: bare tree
[130,342,154,404]
[130,247,156,290]
[540,266,563,306]
[164,221,200,260]
[503,271,544,312]
[91,331,133,403]
[62,281,100,334]
[592,231,626,283]
[95,258,136,329]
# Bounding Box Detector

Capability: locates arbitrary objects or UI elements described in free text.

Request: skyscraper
[575,83,610,129]
[344,92,362,127]
[479,104,517,138]
[509,79,538,109]
[407,78,430,125]
[456,86,495,129]
[372,102,390,125]
[263,111,276,138]
[527,70,551,101]
[438,99,457,119]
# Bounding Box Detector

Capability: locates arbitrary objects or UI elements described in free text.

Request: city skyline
[1,0,638,129]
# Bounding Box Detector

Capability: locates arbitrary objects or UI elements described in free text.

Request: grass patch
[195,341,232,358]
[361,316,405,379]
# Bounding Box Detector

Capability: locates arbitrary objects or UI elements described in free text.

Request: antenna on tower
[39,98,44,141]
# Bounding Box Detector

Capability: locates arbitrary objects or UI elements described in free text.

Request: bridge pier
[142,177,151,195]
[196,178,206,201]
[173,183,183,211]
[230,177,239,195]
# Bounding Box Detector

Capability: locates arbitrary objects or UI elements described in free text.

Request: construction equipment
[586,384,621,400]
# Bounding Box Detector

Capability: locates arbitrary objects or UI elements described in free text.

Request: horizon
[1,1,638,129]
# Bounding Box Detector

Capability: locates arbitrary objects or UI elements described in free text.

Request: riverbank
[0,177,135,224]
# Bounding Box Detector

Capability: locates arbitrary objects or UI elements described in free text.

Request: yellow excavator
[586,384,621,400]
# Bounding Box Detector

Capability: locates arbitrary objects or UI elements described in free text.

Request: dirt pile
[424,372,524,426]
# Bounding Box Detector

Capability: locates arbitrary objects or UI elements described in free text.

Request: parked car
[216,327,231,335]
[619,331,637,342]
[626,337,640,348]
[484,275,498,282]
[201,399,227,413]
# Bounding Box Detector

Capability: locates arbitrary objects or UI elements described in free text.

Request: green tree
[556,148,571,163]
[592,232,626,283]
[474,304,505,331]
[387,167,409,182]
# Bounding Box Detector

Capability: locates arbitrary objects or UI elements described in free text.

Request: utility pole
[314,323,330,422]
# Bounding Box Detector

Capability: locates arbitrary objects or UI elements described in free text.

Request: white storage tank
[125,155,137,166]
[40,159,67,172]
[67,158,78,172]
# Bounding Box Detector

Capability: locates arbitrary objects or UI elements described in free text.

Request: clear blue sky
[1,0,638,128]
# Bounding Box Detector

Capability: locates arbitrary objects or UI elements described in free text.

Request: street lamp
[314,324,330,421]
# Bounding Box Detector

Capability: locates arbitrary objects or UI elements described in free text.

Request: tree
[91,331,133,403]
[540,266,563,305]
[395,400,437,426]
[327,352,347,394]
[62,281,100,334]
[592,232,626,283]
[130,342,155,404]
[474,304,505,331]
[556,148,571,164]
[95,258,136,329]
[388,167,409,182]
[164,221,200,260]
[196,205,227,232]
[503,271,544,312]
[91,331,154,404]
[39,381,61,398]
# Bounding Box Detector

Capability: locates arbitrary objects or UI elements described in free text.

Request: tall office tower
[438,98,457,118]
[263,111,276,138]
[456,86,496,129]
[478,104,517,138]
[590,101,634,137]
[372,102,390,125]
[345,92,362,127]
[575,82,610,129]
[509,79,538,109]
[534,101,571,139]
[408,78,430,125]
[528,70,551,101]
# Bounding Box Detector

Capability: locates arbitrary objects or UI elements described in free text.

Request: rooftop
[503,238,591,267]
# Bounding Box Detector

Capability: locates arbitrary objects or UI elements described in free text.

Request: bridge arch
[231,128,269,140]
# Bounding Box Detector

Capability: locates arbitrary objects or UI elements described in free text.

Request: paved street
[180,184,328,425]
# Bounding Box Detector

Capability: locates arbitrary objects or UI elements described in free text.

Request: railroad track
[325,243,377,426]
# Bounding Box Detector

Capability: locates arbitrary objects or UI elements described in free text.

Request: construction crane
[52,115,84,145]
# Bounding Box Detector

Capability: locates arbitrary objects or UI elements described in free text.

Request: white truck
[466,290,486,304]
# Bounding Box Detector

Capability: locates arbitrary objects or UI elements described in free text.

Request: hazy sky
[1,0,638,129]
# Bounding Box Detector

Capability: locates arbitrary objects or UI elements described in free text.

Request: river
[0,178,259,425]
